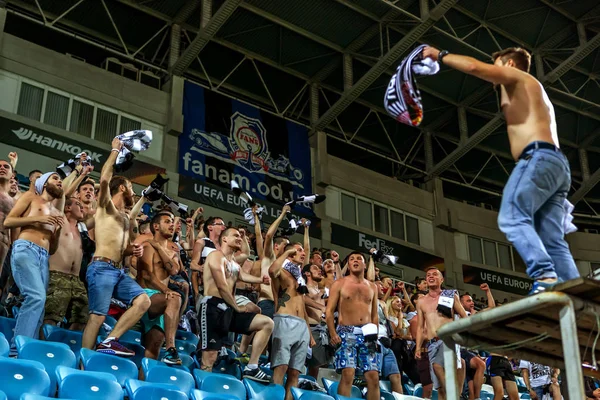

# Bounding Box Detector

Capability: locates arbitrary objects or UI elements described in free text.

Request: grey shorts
[428,339,462,389]
[308,323,334,368]
[271,314,310,371]
[235,295,252,307]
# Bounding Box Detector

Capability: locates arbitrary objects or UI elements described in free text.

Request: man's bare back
[50,216,82,275]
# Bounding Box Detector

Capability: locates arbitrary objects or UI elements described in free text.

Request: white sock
[102,336,116,344]
[246,364,258,370]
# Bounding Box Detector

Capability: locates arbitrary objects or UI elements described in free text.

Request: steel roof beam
[543,33,600,83]
[174,0,200,24]
[170,0,242,76]
[311,0,458,133]
[570,167,600,205]
[428,115,504,178]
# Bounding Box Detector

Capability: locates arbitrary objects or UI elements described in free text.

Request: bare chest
[340,282,373,305]
[0,192,13,217]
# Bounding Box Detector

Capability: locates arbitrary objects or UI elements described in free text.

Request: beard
[124,192,134,207]
[312,274,323,282]
[46,184,64,199]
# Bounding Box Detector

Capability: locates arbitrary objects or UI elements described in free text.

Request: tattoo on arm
[277,287,291,310]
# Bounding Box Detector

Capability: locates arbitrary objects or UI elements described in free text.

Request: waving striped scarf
[384,44,440,127]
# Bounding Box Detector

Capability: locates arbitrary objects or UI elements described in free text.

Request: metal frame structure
[3,0,600,215]
[437,291,586,400]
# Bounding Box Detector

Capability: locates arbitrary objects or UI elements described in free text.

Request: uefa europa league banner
[178,81,314,214]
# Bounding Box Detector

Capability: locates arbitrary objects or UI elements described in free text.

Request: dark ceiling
[5,0,600,224]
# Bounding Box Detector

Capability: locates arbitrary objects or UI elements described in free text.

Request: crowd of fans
[0,142,593,400]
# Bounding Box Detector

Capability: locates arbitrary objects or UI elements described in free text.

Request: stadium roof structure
[5,0,600,223]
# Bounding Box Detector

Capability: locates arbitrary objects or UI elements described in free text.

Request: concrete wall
[0,34,169,125]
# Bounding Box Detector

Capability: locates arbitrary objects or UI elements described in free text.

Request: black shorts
[257,300,275,319]
[416,351,433,386]
[487,355,516,382]
[461,349,476,381]
[199,296,256,351]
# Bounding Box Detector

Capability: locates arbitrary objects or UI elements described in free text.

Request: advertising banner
[462,264,532,295]
[178,81,313,214]
[0,115,165,186]
[330,223,443,271]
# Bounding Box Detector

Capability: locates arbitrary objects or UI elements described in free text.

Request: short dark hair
[459,293,471,301]
[273,236,289,246]
[203,216,223,237]
[150,212,172,235]
[347,250,365,262]
[302,264,312,277]
[77,179,95,192]
[491,47,531,72]
[284,242,303,252]
[219,227,238,245]
[109,176,130,196]
[0,160,13,173]
[28,169,42,178]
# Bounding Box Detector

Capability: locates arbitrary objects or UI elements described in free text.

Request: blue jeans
[87,260,144,315]
[10,240,49,348]
[498,145,579,281]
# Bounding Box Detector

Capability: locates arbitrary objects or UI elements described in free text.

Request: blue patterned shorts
[334,325,381,374]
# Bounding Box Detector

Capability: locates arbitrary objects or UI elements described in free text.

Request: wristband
[438,50,450,65]
[111,148,120,153]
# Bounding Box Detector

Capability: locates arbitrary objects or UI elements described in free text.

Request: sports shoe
[528,280,557,295]
[96,339,135,357]
[162,347,182,365]
[243,366,271,383]
[235,352,250,364]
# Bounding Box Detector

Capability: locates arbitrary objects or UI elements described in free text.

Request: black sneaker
[162,347,182,365]
[243,366,271,383]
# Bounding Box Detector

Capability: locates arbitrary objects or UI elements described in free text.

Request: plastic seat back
[191,389,242,400]
[0,332,9,357]
[55,365,123,400]
[321,378,361,399]
[146,364,195,395]
[0,390,5,400]
[42,325,82,355]
[118,340,145,367]
[176,330,199,346]
[243,379,285,400]
[119,330,142,345]
[175,339,196,355]
[20,395,76,400]
[200,373,246,400]
[290,387,335,400]
[0,316,16,342]
[80,348,138,387]
[125,378,188,400]
[0,357,50,400]
[15,336,76,391]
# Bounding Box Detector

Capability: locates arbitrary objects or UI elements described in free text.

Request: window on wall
[337,189,427,247]
[12,77,163,160]
[17,82,44,121]
[468,235,523,272]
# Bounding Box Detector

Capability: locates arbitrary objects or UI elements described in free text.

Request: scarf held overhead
[384,44,440,127]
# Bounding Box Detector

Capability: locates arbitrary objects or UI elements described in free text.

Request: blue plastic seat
[118,340,145,367]
[176,330,199,346]
[15,336,76,392]
[0,332,9,357]
[156,349,195,370]
[42,325,83,355]
[0,391,5,400]
[56,366,123,399]
[0,316,16,342]
[193,369,246,400]
[125,379,188,400]
[290,387,335,400]
[379,391,395,400]
[20,395,76,400]
[145,363,195,395]
[175,338,196,355]
[80,348,138,387]
[321,378,362,399]
[104,316,118,329]
[379,381,391,393]
[191,389,240,400]
[119,330,142,345]
[0,357,50,400]
[244,378,285,400]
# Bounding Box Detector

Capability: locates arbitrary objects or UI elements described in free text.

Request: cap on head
[35,172,57,195]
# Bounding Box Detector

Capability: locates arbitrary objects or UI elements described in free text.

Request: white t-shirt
[519,360,552,388]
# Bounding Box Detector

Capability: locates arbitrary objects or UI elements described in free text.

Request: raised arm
[422,46,526,86]
[98,138,123,209]
[8,152,18,170]
[302,219,310,256]
[253,208,264,260]
[263,204,290,259]
[453,292,468,319]
[128,195,147,240]
[207,252,240,312]
[234,230,250,265]
[366,250,376,282]
[269,248,296,278]
[481,283,496,310]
